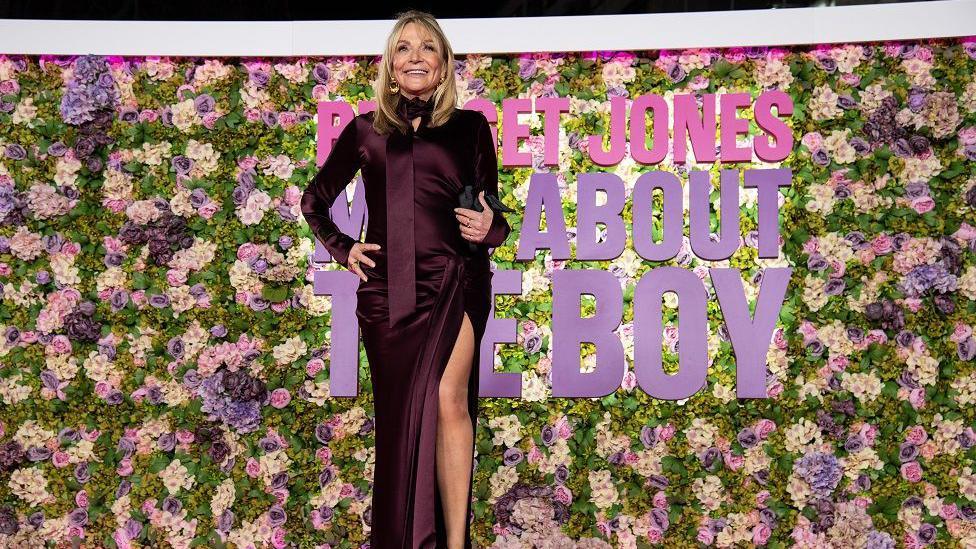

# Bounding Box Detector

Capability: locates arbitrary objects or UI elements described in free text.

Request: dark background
[0,0,936,20]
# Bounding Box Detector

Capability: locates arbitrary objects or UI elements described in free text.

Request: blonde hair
[372,9,457,136]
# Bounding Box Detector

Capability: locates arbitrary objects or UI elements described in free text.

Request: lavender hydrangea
[59,55,119,126]
[198,369,267,434]
[794,451,843,498]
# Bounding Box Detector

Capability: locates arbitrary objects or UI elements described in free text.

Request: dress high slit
[301,102,512,548]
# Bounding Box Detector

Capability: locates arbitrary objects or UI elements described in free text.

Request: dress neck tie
[386,94,434,327]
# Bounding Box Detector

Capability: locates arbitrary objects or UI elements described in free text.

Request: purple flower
[917,523,936,545]
[957,337,975,361]
[194,94,215,115]
[794,452,842,497]
[162,496,182,515]
[68,507,88,527]
[737,427,758,448]
[503,447,523,466]
[217,509,235,532]
[315,423,333,444]
[0,506,17,535]
[157,432,176,452]
[899,443,919,462]
[268,505,287,527]
[74,461,90,483]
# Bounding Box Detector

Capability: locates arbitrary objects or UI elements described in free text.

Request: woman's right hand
[346,242,381,282]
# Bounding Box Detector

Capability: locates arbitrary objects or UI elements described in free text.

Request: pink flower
[756,490,771,505]
[271,527,288,548]
[658,424,676,442]
[941,502,958,520]
[553,485,572,505]
[724,453,744,471]
[753,523,772,545]
[901,461,923,483]
[753,418,776,439]
[911,196,935,214]
[198,202,219,219]
[113,528,133,549]
[647,527,663,543]
[952,222,976,241]
[696,527,715,544]
[950,323,973,344]
[315,447,331,463]
[652,491,668,509]
[906,426,928,445]
[117,458,133,476]
[801,132,824,152]
[166,269,188,286]
[52,451,71,468]
[270,388,292,409]
[176,429,195,444]
[871,234,893,255]
[245,457,261,478]
[306,358,325,377]
[908,388,926,410]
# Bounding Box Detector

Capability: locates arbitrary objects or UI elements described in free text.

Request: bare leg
[436,311,475,549]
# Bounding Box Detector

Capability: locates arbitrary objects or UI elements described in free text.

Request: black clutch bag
[457,184,515,252]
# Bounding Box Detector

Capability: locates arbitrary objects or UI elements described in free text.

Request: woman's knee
[439,314,474,422]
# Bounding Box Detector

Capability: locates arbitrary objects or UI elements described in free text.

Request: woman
[300,10,512,549]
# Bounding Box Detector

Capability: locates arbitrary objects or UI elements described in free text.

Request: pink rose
[652,490,668,509]
[52,451,71,468]
[245,457,261,478]
[553,485,572,505]
[198,202,219,219]
[911,196,935,214]
[755,419,777,439]
[283,186,302,205]
[113,528,133,549]
[753,523,772,545]
[316,447,331,463]
[176,429,195,444]
[306,359,325,377]
[94,381,112,398]
[901,461,923,483]
[271,528,288,549]
[166,269,188,287]
[75,490,89,507]
[802,132,824,152]
[950,323,973,344]
[908,388,926,410]
[696,527,715,544]
[658,424,675,441]
[20,330,38,343]
[50,335,72,354]
[906,426,928,445]
[270,388,292,409]
[117,458,133,476]
[237,243,259,262]
[756,490,770,505]
[941,502,958,520]
[953,222,976,242]
[871,234,893,255]
[724,453,744,471]
[647,528,663,543]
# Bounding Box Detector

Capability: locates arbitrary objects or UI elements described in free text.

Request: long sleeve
[473,112,512,249]
[301,115,362,268]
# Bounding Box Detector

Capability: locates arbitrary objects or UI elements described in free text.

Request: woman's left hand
[454,190,494,244]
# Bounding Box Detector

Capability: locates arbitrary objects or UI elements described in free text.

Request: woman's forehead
[397,23,435,44]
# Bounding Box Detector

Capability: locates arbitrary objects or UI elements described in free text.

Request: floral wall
[1,37,976,548]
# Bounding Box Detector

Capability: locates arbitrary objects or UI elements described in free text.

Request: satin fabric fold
[386,126,417,328]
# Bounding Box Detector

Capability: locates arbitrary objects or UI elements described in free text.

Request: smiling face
[391,22,444,102]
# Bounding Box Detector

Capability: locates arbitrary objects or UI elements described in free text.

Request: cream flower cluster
[489,414,524,447]
[588,469,620,509]
[840,371,883,403]
[685,417,719,455]
[8,466,52,506]
[692,474,725,512]
[784,418,823,454]
[159,459,195,494]
[272,335,307,366]
[0,373,31,405]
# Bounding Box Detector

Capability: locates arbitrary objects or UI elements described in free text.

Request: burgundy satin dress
[301,97,511,548]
